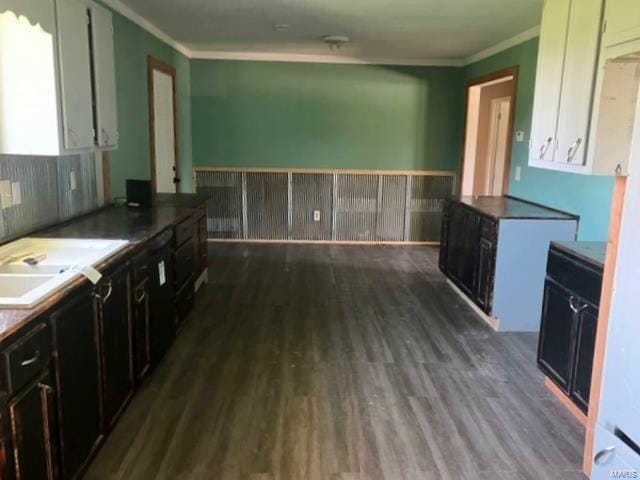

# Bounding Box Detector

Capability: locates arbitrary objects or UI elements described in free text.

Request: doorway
[148,57,179,193]
[461,67,518,197]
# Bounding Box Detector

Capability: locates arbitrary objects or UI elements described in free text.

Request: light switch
[0,180,12,209]
[11,182,21,205]
[514,166,522,182]
[69,170,77,191]
[313,210,321,222]
[515,131,525,142]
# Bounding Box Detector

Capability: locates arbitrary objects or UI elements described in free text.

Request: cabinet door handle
[102,280,113,303]
[594,445,616,465]
[135,286,146,303]
[566,138,583,163]
[38,383,54,394]
[68,128,79,147]
[539,137,553,160]
[568,296,588,314]
[20,350,40,366]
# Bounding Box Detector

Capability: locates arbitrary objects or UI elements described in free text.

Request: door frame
[459,66,519,196]
[147,56,179,193]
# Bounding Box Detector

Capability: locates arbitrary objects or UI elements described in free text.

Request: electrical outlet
[514,166,522,182]
[0,180,13,209]
[11,182,21,205]
[515,131,525,142]
[313,210,321,222]
[69,170,77,191]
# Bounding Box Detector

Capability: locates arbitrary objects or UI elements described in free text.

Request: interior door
[150,61,178,193]
[485,97,511,196]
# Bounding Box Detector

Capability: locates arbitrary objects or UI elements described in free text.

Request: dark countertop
[0,193,209,343]
[552,241,607,269]
[453,196,578,221]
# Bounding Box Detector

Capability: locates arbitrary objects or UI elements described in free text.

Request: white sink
[0,238,129,308]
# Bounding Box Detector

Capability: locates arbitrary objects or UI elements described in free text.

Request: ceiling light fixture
[321,35,350,50]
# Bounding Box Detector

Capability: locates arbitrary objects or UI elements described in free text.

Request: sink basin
[0,238,129,308]
[0,275,56,298]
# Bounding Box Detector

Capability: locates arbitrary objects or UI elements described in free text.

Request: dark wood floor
[86,244,586,480]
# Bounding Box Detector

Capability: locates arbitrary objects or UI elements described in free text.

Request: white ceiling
[115,0,543,63]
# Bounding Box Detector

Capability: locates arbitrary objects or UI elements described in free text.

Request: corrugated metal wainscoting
[194,169,455,244]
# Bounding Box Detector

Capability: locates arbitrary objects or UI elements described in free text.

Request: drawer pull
[38,383,53,394]
[539,137,553,160]
[566,138,583,164]
[594,445,616,465]
[569,296,588,314]
[20,350,40,367]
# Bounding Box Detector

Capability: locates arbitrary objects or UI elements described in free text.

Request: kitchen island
[439,195,579,332]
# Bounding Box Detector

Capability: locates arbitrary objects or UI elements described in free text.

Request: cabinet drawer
[3,323,50,395]
[174,217,194,247]
[547,249,603,305]
[176,275,195,322]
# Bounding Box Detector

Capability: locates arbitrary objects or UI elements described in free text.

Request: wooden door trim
[459,66,520,196]
[147,56,179,194]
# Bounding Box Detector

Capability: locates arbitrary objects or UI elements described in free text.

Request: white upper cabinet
[57,0,95,150]
[529,0,604,173]
[601,0,640,48]
[529,0,570,164]
[0,0,118,156]
[90,2,118,149]
[0,0,63,155]
[556,0,604,168]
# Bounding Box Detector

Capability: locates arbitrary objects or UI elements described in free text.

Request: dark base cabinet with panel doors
[0,193,209,479]
[537,241,606,414]
[439,196,578,332]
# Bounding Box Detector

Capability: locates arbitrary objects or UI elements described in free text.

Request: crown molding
[100,0,191,57]
[188,50,465,66]
[463,25,540,65]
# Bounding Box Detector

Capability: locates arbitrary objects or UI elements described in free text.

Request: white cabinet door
[555,0,603,168]
[56,0,94,150]
[90,2,118,149]
[591,426,639,479]
[529,0,571,165]
[602,0,640,48]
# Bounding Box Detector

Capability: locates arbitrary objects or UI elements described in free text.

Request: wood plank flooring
[85,244,586,480]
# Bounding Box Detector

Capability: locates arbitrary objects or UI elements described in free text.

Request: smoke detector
[322,35,350,50]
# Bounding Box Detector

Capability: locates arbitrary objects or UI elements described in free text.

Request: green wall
[190,61,465,172]
[464,38,614,241]
[106,9,192,197]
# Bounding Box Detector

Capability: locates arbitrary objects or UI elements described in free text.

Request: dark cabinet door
[9,371,57,480]
[571,303,598,413]
[445,205,467,285]
[438,209,450,274]
[475,237,495,312]
[537,279,578,393]
[51,291,102,479]
[133,280,150,382]
[98,265,133,429]
[149,247,176,366]
[460,210,480,294]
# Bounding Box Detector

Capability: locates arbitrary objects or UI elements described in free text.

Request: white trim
[188,50,465,67]
[100,0,191,57]
[464,25,540,65]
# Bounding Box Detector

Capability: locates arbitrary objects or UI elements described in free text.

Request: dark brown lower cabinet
[537,244,603,414]
[97,264,133,430]
[8,371,57,480]
[51,292,102,479]
[440,201,496,314]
